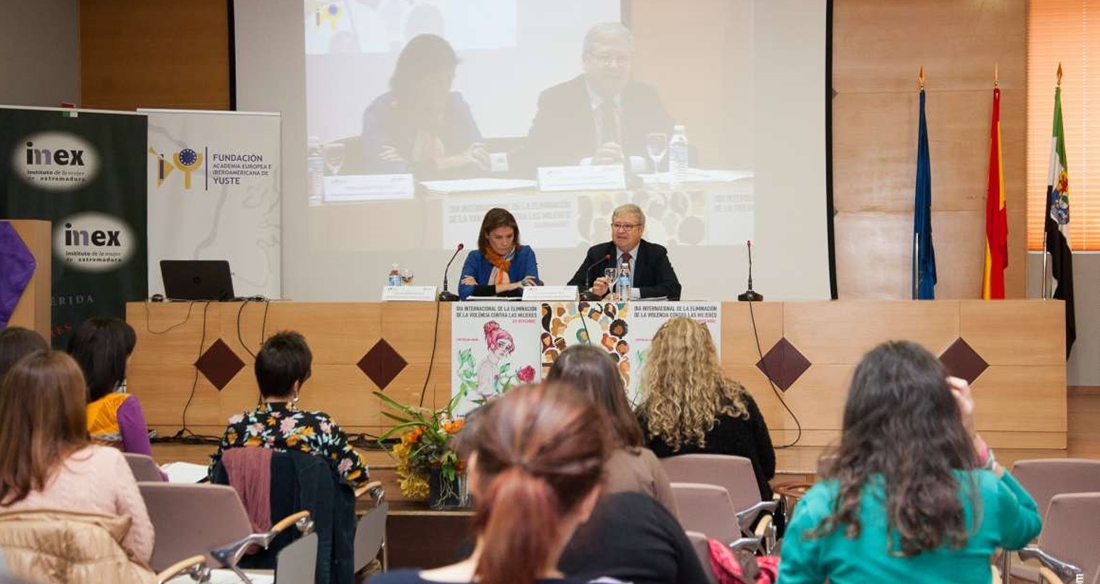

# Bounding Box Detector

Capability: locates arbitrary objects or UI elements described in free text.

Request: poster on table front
[451,302,541,415]
[0,107,147,348]
[540,300,633,392]
[627,302,722,404]
[143,109,282,299]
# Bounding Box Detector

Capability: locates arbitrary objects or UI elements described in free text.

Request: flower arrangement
[375,389,467,502]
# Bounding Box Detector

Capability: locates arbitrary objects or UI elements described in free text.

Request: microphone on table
[738,240,763,302]
[580,254,613,301]
[438,243,465,302]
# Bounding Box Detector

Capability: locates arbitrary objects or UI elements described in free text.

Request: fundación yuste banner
[143,109,281,299]
[0,106,148,347]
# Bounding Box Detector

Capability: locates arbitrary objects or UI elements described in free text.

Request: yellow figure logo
[148,147,204,190]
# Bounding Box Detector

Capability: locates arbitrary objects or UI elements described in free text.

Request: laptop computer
[160,260,236,301]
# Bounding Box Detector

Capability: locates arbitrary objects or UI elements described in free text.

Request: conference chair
[1016,493,1100,584]
[353,501,389,575]
[671,482,765,555]
[156,555,209,584]
[685,530,719,584]
[138,482,315,584]
[660,455,778,550]
[1005,458,1100,582]
[124,453,166,482]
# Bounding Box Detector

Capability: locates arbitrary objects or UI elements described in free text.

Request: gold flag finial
[1057,63,1063,86]
[919,66,925,90]
[994,63,999,88]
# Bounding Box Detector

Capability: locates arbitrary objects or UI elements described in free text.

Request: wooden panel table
[128,300,1068,452]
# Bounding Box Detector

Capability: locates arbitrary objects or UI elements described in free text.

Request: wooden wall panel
[128,300,1066,452]
[833,0,1028,299]
[79,0,231,111]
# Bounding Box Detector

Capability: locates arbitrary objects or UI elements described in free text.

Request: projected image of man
[520,23,674,171]
[568,204,681,300]
[360,34,489,178]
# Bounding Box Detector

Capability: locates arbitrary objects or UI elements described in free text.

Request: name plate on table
[537,165,626,192]
[381,286,438,302]
[324,174,414,202]
[522,285,579,302]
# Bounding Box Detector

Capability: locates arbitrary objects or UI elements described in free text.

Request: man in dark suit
[519,23,674,170]
[568,204,681,300]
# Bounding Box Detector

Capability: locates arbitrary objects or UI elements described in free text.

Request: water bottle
[307,136,325,206]
[388,264,403,287]
[616,263,632,301]
[668,125,689,189]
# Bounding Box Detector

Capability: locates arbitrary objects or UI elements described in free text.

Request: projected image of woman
[361,34,488,178]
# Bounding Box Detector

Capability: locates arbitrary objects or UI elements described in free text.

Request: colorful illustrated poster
[627,302,722,404]
[540,301,632,390]
[451,302,541,415]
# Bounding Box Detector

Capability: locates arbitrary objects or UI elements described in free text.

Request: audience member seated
[458,208,540,300]
[636,317,775,501]
[778,341,1043,584]
[547,344,677,517]
[208,331,369,487]
[0,327,48,381]
[369,383,609,584]
[68,317,156,457]
[559,491,710,584]
[0,351,154,564]
[361,34,487,178]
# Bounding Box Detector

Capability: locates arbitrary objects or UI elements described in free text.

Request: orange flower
[443,418,465,434]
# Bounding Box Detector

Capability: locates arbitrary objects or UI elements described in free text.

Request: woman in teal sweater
[778,341,1041,584]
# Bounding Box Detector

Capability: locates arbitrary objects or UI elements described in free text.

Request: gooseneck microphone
[438,243,465,301]
[738,240,763,302]
[581,254,613,301]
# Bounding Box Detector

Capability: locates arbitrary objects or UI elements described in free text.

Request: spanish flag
[981,87,1007,299]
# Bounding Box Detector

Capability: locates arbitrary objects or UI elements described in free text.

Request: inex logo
[12,132,100,191]
[149,146,204,189]
[53,212,136,273]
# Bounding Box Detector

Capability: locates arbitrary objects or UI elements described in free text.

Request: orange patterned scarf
[484,248,515,285]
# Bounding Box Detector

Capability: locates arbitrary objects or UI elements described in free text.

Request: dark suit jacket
[567,239,681,300]
[518,75,673,171]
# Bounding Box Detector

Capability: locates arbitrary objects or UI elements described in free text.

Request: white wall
[0,0,80,107]
[1028,252,1099,386]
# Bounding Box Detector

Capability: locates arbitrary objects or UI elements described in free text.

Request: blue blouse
[458,245,539,300]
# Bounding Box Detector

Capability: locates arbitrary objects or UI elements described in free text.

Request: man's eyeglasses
[587,53,633,67]
[611,222,642,232]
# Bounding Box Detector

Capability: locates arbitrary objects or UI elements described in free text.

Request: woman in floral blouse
[208,331,369,486]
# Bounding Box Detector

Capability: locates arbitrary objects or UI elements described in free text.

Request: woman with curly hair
[778,341,1041,584]
[636,317,775,500]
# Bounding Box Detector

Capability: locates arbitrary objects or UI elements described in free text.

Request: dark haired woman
[458,208,540,300]
[370,383,608,584]
[778,341,1042,584]
[0,351,154,564]
[547,344,677,517]
[361,33,487,177]
[0,326,49,380]
[67,317,155,457]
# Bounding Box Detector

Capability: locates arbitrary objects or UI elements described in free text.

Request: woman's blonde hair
[638,317,749,451]
[0,351,90,506]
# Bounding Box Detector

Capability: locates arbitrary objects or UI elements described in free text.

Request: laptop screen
[160,260,236,301]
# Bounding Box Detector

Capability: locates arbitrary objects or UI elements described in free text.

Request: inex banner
[0,107,147,347]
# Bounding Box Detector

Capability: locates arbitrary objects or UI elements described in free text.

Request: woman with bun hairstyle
[370,383,609,584]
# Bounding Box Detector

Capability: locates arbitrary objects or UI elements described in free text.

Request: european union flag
[913,88,936,299]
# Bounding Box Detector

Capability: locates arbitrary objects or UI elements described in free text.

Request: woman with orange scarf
[459,208,540,300]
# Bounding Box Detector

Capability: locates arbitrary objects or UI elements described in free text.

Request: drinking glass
[401,268,414,285]
[323,142,346,176]
[603,266,619,298]
[645,132,668,184]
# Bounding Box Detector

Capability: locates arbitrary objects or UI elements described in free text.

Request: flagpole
[1042,64,1063,299]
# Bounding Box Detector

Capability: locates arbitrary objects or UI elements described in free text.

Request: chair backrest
[1038,493,1100,584]
[353,501,388,573]
[661,454,761,512]
[816,454,838,478]
[124,453,165,482]
[138,483,254,572]
[276,531,319,584]
[685,530,718,584]
[1011,458,1100,518]
[671,482,740,544]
